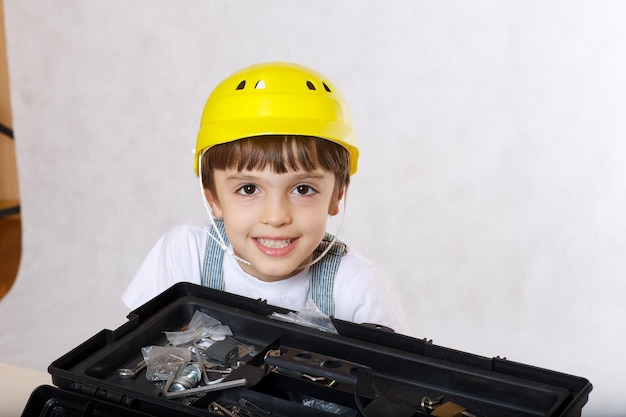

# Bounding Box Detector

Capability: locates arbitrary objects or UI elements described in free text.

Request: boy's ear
[204,189,223,217]
[328,187,345,216]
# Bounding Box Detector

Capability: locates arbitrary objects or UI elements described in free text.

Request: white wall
[1,1,623,415]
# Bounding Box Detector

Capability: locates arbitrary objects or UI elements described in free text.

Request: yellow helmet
[194,62,358,175]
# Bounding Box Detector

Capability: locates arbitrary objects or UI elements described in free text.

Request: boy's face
[205,167,342,282]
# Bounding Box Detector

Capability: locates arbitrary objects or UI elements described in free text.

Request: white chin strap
[302,198,346,269]
[197,150,252,267]
[197,150,346,270]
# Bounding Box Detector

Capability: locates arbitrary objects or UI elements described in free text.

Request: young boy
[122,62,408,334]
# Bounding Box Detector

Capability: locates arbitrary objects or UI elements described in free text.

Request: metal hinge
[71,381,137,408]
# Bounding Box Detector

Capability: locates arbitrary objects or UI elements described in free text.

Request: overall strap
[201,218,228,290]
[309,233,348,317]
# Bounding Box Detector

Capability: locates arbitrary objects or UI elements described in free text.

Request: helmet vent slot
[322,82,332,93]
[306,81,316,90]
[236,80,246,90]
[255,80,266,89]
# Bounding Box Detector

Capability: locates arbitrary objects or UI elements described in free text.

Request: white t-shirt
[122,222,409,334]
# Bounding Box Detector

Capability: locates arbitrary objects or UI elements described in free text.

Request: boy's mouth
[255,238,293,249]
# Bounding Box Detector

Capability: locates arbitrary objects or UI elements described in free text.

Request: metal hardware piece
[421,396,478,417]
[169,364,202,391]
[421,395,444,412]
[210,401,240,417]
[117,359,146,379]
[162,377,247,399]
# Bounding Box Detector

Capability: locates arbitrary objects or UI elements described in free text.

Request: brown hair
[201,135,350,198]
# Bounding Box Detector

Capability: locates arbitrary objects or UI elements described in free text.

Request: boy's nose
[259,196,292,227]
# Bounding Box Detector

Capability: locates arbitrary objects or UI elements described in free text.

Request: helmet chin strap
[301,198,347,269]
[197,150,347,271]
[198,150,252,267]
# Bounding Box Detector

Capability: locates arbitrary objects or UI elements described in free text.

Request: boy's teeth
[257,238,291,249]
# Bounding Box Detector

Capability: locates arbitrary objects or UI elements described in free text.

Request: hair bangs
[201,135,350,195]
[239,136,319,173]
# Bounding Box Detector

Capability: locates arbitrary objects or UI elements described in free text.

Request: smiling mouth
[255,238,293,249]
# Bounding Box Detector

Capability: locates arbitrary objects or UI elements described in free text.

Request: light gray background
[0,1,623,415]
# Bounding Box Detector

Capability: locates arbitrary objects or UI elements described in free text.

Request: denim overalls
[201,218,346,316]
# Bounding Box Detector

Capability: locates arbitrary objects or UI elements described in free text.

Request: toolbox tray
[24,282,591,417]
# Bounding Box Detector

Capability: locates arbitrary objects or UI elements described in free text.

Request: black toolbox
[22,282,592,417]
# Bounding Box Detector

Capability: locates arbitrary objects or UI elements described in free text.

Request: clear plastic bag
[141,345,191,381]
[270,298,338,334]
[164,310,233,347]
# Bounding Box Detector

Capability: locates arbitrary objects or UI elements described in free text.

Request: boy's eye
[237,184,258,195]
[293,185,316,196]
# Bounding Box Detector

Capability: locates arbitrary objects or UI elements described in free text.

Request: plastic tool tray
[23,282,591,417]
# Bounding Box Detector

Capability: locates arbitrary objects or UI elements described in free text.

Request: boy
[122,62,408,334]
